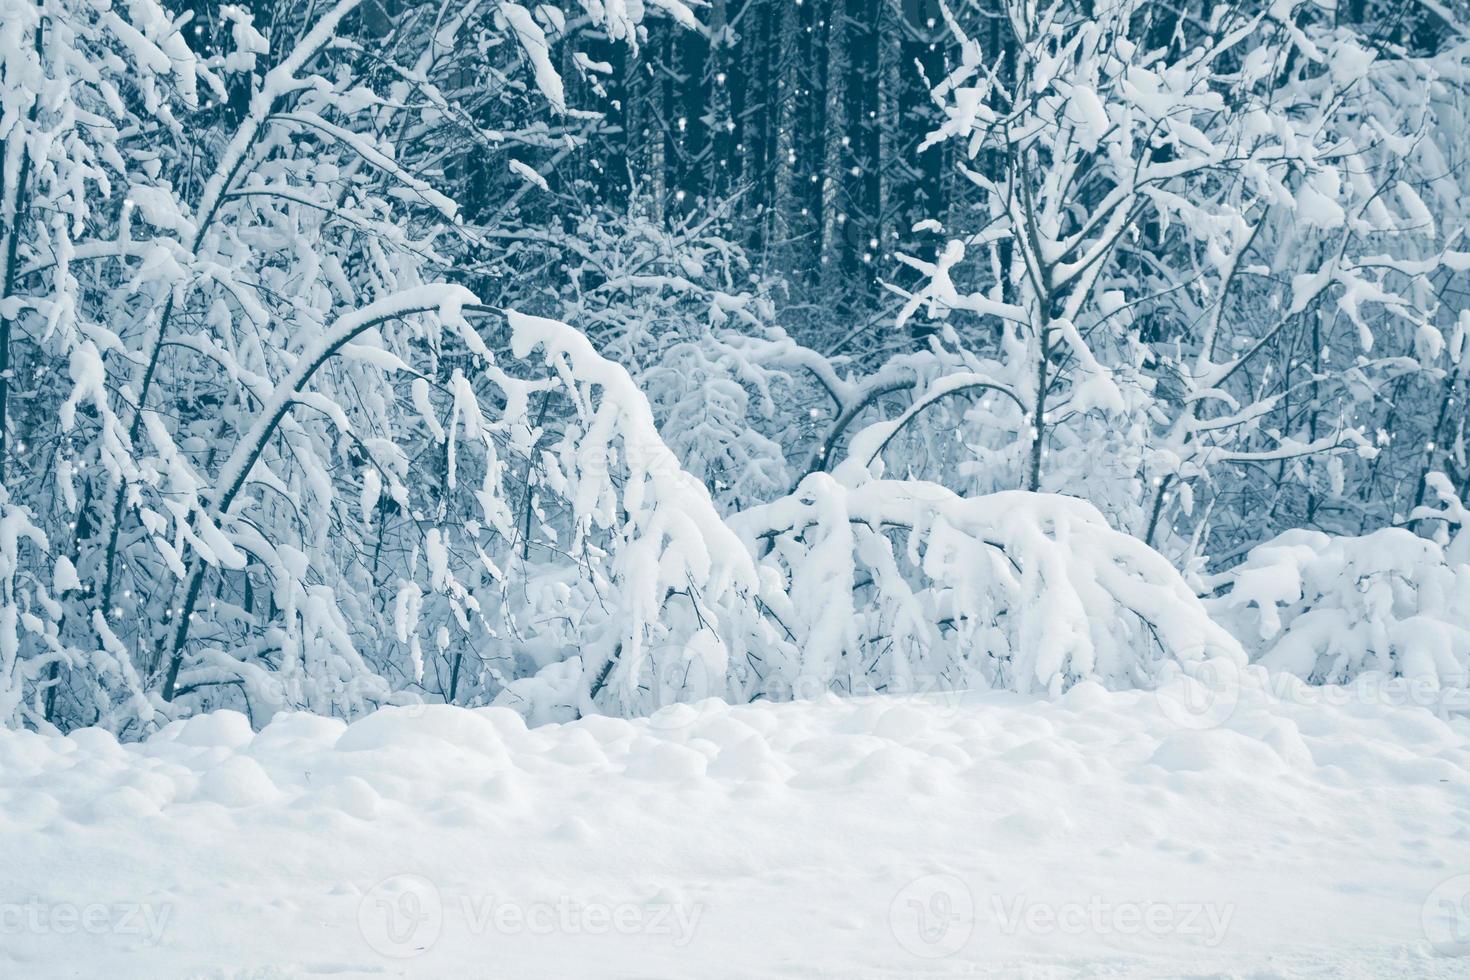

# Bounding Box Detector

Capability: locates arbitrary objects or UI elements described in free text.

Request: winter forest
[4,0,1470,974]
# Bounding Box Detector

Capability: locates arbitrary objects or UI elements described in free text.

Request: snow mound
[2,673,1469,978]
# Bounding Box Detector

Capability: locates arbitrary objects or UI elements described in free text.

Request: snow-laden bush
[487,310,760,702]
[487,338,1249,724]
[892,0,1451,565]
[9,0,1463,738]
[0,0,712,734]
[731,473,1243,700]
[1209,481,1470,689]
[498,207,833,514]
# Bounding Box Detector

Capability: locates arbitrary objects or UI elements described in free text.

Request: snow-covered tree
[879,0,1451,550]
[3,0,1469,735]
[0,0,713,732]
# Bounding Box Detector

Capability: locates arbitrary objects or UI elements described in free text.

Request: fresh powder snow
[3,673,1468,977]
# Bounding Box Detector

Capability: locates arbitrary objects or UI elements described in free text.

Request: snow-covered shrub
[0,0,710,734]
[492,207,831,513]
[733,471,1244,698]
[1209,517,1470,689]
[486,310,762,711]
[5,0,1467,739]
[488,342,1248,722]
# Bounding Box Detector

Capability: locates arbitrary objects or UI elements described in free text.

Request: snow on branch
[504,309,761,709]
[735,477,1244,696]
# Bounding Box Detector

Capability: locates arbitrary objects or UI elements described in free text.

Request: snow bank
[3,677,1468,977]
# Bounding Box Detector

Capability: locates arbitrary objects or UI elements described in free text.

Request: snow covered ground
[4,668,1470,978]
